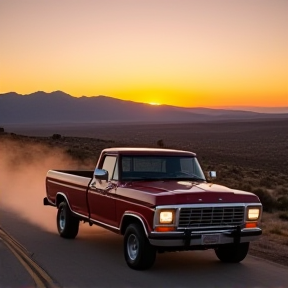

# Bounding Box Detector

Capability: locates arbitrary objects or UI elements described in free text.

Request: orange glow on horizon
[0,1,287,108]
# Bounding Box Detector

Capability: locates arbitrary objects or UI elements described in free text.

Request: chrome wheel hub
[59,208,66,231]
[127,234,139,261]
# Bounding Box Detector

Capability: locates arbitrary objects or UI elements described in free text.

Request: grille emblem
[219,198,223,201]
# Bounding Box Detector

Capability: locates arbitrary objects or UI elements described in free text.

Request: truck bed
[45,169,94,217]
[51,170,94,178]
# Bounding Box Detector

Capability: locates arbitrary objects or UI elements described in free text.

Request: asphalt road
[0,239,35,287]
[1,209,288,288]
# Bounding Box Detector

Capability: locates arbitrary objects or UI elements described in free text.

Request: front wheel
[124,223,156,270]
[215,242,249,263]
[57,201,79,239]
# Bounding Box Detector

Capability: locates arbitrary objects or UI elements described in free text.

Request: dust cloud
[0,138,91,233]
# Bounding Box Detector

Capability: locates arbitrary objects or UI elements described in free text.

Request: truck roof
[102,147,196,156]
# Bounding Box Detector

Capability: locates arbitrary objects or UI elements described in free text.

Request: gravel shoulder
[250,236,288,267]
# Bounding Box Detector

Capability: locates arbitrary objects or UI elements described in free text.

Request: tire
[215,242,249,263]
[57,201,79,239]
[124,223,156,270]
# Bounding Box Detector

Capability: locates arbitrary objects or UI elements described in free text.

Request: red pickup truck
[44,147,262,270]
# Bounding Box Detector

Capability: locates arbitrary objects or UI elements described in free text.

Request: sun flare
[149,102,161,106]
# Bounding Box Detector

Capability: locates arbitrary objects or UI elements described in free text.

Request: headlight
[160,211,174,224]
[247,208,260,220]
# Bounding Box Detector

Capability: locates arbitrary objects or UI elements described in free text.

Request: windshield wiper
[123,176,206,182]
[188,177,206,181]
[123,177,158,181]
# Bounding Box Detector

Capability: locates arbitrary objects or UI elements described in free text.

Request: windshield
[120,155,206,181]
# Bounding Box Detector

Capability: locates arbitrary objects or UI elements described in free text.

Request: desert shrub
[275,187,288,196]
[280,174,288,181]
[259,177,274,189]
[52,133,62,140]
[269,226,283,235]
[0,127,4,133]
[66,148,84,159]
[236,183,252,192]
[277,196,288,211]
[228,166,244,178]
[279,212,288,221]
[229,166,240,174]
[252,188,277,212]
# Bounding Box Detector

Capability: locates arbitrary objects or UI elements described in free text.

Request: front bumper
[149,227,262,247]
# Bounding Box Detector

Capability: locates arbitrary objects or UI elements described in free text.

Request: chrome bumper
[149,227,262,247]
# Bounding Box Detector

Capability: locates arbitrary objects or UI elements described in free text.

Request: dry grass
[261,212,288,241]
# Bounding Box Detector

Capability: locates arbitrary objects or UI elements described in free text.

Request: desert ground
[1,118,288,265]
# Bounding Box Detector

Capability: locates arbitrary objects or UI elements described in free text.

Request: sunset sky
[0,0,287,107]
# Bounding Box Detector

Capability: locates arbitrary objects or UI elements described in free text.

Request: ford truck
[44,147,262,270]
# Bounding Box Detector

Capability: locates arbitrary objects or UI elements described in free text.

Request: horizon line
[1,90,287,110]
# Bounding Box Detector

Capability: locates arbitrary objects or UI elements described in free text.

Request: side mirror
[208,171,217,178]
[206,171,217,182]
[94,168,108,181]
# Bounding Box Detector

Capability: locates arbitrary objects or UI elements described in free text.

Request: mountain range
[0,91,287,124]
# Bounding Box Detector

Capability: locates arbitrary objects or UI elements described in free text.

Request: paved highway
[0,209,287,288]
[0,238,35,287]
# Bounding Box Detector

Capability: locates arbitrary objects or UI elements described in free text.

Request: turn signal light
[245,222,257,228]
[155,227,176,232]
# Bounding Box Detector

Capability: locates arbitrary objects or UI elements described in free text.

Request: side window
[102,156,118,180]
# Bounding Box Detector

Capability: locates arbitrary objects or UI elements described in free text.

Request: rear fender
[56,192,71,209]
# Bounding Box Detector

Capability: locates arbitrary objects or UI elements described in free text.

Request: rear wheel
[57,202,79,239]
[215,242,249,263]
[124,223,156,270]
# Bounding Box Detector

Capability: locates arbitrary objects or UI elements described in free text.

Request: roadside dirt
[250,236,288,267]
[250,212,288,266]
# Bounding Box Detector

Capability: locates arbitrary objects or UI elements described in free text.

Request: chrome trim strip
[149,229,235,237]
[116,197,155,211]
[47,170,91,187]
[56,192,70,207]
[150,231,183,236]
[55,192,89,220]
[55,193,150,234]
[48,180,87,192]
[120,213,149,237]
[153,203,262,229]
[56,193,119,229]
[155,203,261,209]
[88,190,107,196]
[192,228,235,234]
[179,225,239,231]
[89,218,120,231]
[149,229,261,246]
[241,227,262,233]
[150,227,261,237]
[149,236,260,246]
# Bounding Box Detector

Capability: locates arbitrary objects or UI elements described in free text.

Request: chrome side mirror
[208,171,217,178]
[206,171,216,183]
[94,168,108,181]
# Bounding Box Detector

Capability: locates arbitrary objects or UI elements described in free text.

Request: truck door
[88,155,118,227]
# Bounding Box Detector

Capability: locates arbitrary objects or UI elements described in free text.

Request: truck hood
[119,181,260,206]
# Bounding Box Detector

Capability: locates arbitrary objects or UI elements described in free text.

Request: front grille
[178,206,245,228]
